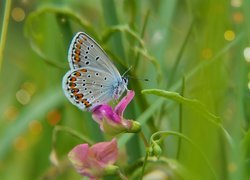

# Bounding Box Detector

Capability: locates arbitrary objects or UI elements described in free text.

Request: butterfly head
[113,77,128,100]
[122,76,128,87]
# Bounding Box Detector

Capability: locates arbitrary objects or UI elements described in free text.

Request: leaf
[142,89,233,146]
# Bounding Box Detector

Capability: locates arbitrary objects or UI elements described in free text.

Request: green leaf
[142,89,233,146]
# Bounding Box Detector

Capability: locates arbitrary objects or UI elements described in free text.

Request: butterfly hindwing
[62,67,114,111]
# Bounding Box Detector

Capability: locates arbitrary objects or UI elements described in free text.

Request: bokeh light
[243,47,250,63]
[14,136,27,151]
[228,162,237,173]
[224,30,235,41]
[29,120,43,136]
[47,110,61,126]
[11,7,25,22]
[22,82,36,95]
[231,0,242,7]
[4,106,19,121]
[232,12,244,24]
[202,48,213,60]
[16,89,31,105]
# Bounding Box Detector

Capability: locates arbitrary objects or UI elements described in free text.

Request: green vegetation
[0,0,249,179]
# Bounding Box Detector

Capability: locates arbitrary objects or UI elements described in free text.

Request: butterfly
[62,32,128,111]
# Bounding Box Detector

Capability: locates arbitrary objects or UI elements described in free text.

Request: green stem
[118,170,128,180]
[101,0,126,61]
[52,125,94,150]
[134,10,150,69]
[167,20,193,87]
[150,131,218,179]
[0,0,12,72]
[124,156,184,175]
[140,151,149,180]
[176,76,185,159]
[140,131,149,148]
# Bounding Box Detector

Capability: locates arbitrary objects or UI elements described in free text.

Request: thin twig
[0,0,12,71]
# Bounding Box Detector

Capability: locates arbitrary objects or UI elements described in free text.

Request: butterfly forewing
[68,32,121,79]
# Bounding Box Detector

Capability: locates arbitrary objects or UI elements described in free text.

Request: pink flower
[92,90,141,136]
[68,138,119,179]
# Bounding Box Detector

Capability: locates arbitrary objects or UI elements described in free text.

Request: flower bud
[152,142,162,158]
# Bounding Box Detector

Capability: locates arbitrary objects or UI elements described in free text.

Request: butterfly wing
[63,32,127,111]
[62,67,115,111]
[68,32,121,81]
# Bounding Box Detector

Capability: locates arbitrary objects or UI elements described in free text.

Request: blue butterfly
[62,32,128,111]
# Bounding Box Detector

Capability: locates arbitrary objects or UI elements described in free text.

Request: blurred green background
[1,0,250,179]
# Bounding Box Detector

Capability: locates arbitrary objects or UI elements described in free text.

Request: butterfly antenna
[122,66,133,77]
[127,75,149,82]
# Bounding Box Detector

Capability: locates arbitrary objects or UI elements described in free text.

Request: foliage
[0,0,250,179]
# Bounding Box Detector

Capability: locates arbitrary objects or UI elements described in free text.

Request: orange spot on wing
[83,36,87,41]
[76,43,81,49]
[81,98,91,108]
[80,69,87,73]
[85,103,92,108]
[70,77,77,81]
[82,98,87,103]
[71,88,79,95]
[75,50,80,55]
[69,82,76,87]
[74,55,80,62]
[75,94,83,100]
[79,39,84,44]
[73,72,81,77]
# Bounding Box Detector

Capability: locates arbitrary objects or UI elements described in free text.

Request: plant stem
[0,0,12,72]
[176,76,185,159]
[150,130,218,179]
[118,170,128,180]
[140,151,149,180]
[52,125,94,150]
[134,10,150,69]
[167,20,193,87]
[140,131,149,147]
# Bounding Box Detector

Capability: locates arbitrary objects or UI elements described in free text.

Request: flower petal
[114,90,135,116]
[92,104,121,123]
[68,144,90,171]
[90,138,118,165]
